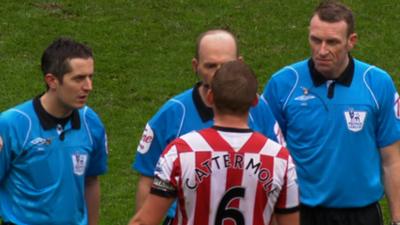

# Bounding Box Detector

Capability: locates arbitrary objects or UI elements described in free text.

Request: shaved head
[195,29,239,60]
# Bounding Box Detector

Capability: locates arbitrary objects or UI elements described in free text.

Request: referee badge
[394,92,400,119]
[344,109,367,132]
[72,153,88,176]
[0,135,3,152]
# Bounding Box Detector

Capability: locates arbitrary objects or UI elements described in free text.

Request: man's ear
[44,73,58,90]
[251,95,259,107]
[206,89,214,107]
[192,58,198,73]
[347,33,357,50]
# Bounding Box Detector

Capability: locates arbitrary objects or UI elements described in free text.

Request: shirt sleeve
[84,108,108,176]
[132,100,184,176]
[367,69,400,147]
[150,142,180,198]
[259,97,286,146]
[275,156,299,213]
[263,76,288,137]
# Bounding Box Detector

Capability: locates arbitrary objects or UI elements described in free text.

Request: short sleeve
[84,108,108,176]
[132,100,184,176]
[151,142,180,197]
[367,69,400,147]
[275,156,299,213]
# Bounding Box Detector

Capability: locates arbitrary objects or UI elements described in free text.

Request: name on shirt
[185,153,273,191]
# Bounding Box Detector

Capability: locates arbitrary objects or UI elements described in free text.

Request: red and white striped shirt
[152,127,298,225]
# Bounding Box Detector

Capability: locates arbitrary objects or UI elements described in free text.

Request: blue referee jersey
[263,58,400,207]
[133,83,282,217]
[0,97,108,225]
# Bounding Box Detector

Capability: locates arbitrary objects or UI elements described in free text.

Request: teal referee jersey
[0,97,108,225]
[263,58,400,207]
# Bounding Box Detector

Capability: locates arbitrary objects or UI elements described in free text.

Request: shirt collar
[308,56,354,87]
[33,95,81,130]
[192,82,213,122]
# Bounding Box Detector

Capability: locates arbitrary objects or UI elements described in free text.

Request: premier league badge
[72,153,88,175]
[344,108,367,132]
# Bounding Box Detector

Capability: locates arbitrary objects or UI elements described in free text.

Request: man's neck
[40,92,73,118]
[213,113,249,129]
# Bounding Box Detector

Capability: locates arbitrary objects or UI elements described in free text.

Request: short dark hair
[41,37,93,83]
[211,60,258,116]
[194,29,239,60]
[313,0,355,36]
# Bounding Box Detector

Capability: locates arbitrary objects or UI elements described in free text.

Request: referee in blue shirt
[0,38,108,225]
[263,1,400,225]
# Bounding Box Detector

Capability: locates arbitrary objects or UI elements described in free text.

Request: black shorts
[300,202,383,225]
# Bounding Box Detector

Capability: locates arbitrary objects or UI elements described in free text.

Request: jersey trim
[363,66,379,109]
[212,126,252,133]
[282,66,299,110]
[82,106,94,145]
[170,99,186,137]
[10,109,32,148]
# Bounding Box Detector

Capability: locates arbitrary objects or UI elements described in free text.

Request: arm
[381,141,400,222]
[135,175,154,212]
[128,194,174,225]
[85,176,101,225]
[275,212,299,225]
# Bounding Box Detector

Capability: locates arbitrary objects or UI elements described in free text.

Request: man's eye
[205,64,217,69]
[310,37,321,44]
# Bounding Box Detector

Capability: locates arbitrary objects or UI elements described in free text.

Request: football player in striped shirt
[132,29,285,224]
[128,61,299,225]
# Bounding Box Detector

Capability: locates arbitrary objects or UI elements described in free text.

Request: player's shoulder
[78,105,101,122]
[270,59,309,82]
[79,106,105,138]
[0,100,34,128]
[250,95,272,113]
[354,59,392,81]
[163,132,194,154]
[254,131,289,159]
[267,59,309,95]
[168,129,207,152]
[150,88,193,122]
[354,59,395,95]
[163,88,193,109]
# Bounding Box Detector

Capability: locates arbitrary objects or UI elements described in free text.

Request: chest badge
[294,87,316,103]
[344,108,367,132]
[72,153,88,175]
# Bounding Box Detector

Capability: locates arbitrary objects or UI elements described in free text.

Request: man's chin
[73,102,87,109]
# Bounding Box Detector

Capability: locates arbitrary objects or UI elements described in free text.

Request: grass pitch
[0,1,398,224]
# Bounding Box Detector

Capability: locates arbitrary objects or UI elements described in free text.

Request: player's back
[155,127,298,225]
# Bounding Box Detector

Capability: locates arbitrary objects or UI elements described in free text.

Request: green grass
[0,1,399,224]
